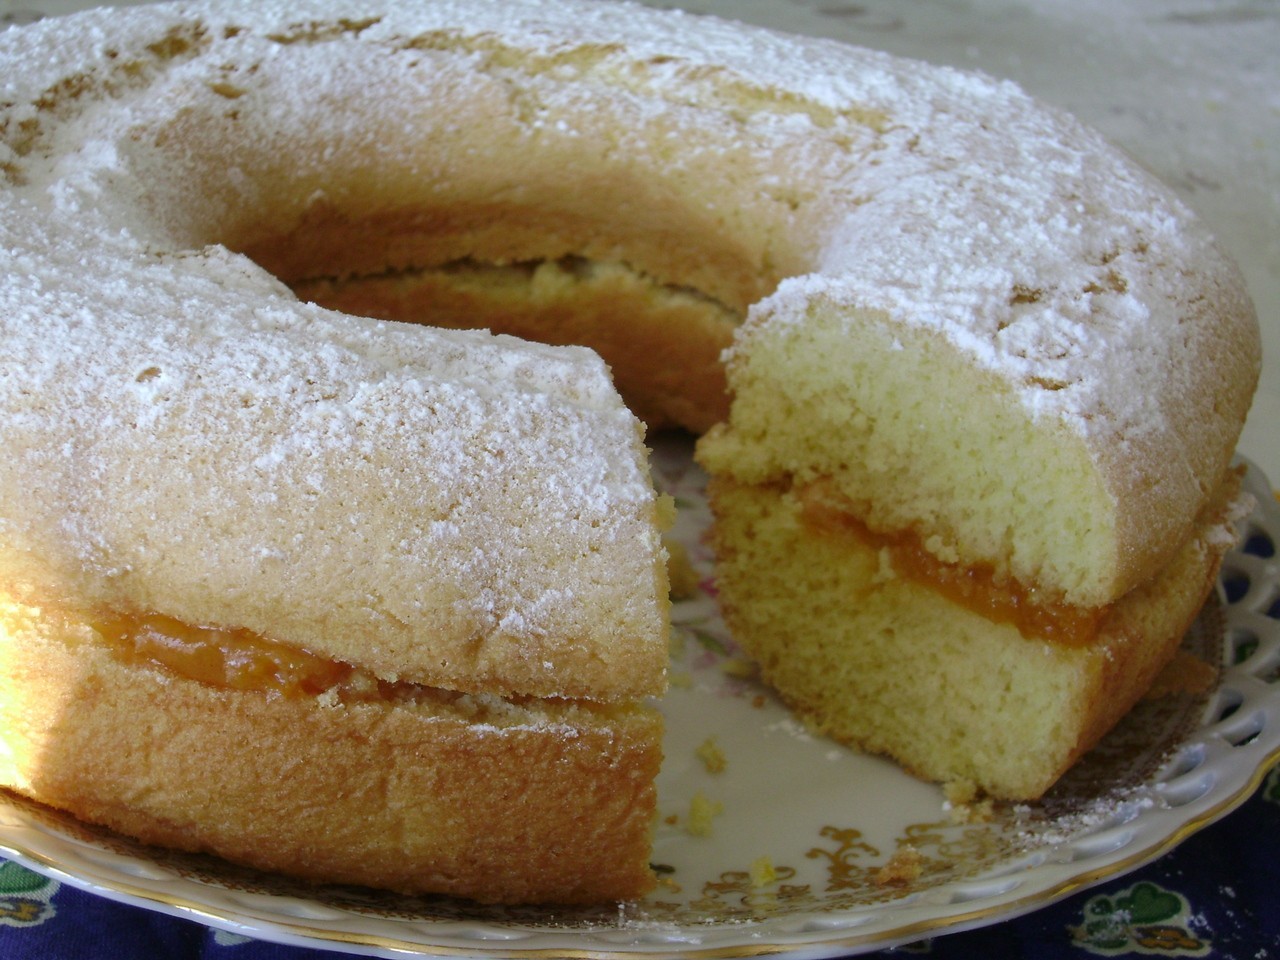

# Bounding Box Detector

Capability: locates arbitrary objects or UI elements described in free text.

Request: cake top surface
[1,0,1256,446]
[1,0,704,702]
[0,0,1259,686]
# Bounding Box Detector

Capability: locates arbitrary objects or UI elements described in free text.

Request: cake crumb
[686,791,723,837]
[923,534,960,564]
[663,535,700,600]
[874,845,923,887]
[655,494,677,531]
[695,736,727,774]
[948,796,995,824]
[943,778,979,806]
[943,778,995,823]
[749,856,778,888]
[870,546,896,584]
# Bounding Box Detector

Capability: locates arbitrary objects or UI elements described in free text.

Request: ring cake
[0,0,1260,903]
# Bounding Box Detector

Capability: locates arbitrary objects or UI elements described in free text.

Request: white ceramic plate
[2,436,1279,959]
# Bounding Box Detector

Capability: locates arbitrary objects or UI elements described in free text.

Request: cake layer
[697,296,1257,610]
[705,472,1248,799]
[0,218,670,701]
[6,0,1257,616]
[0,591,662,904]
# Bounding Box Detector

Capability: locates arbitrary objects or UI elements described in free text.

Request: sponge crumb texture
[706,471,1246,799]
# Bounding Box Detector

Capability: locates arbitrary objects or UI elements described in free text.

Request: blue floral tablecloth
[1,765,1277,958]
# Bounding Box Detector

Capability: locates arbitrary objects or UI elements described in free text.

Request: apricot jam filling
[91,609,399,702]
[797,481,1110,647]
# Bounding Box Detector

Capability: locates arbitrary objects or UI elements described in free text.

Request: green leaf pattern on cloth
[1070,881,1210,957]
[0,862,57,928]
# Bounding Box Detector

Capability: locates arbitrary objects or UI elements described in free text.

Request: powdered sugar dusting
[0,0,1256,692]
[5,0,1252,452]
[0,0,717,700]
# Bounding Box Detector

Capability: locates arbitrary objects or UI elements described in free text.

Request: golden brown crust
[1096,259,1261,598]
[0,596,662,904]
[1054,473,1243,781]
[0,313,671,704]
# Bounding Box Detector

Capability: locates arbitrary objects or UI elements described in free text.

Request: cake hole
[134,366,162,382]
[208,81,247,99]
[120,29,844,433]
[260,246,747,433]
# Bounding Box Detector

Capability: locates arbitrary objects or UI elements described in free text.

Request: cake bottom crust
[0,596,663,905]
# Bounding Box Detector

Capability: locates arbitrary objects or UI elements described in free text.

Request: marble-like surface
[4,0,1276,480]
